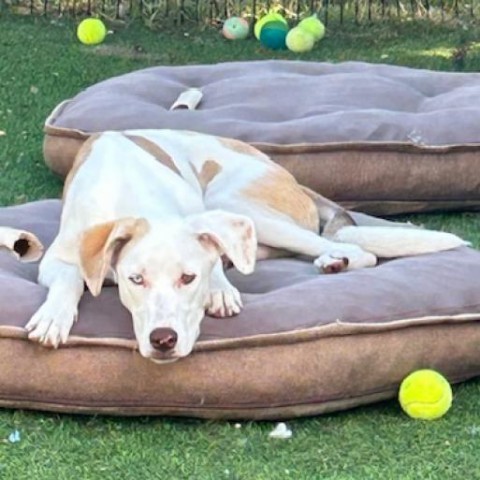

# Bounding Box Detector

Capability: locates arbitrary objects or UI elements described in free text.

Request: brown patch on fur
[218,137,275,165]
[242,169,319,232]
[63,133,101,200]
[193,159,222,193]
[124,134,181,176]
[80,222,116,283]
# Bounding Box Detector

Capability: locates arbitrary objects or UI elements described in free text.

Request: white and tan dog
[26,130,467,362]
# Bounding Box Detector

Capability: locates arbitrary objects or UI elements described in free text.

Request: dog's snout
[149,328,178,352]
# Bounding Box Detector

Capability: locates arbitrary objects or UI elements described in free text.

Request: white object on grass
[8,430,21,443]
[269,422,292,439]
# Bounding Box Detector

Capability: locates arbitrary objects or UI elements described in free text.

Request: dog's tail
[331,225,469,258]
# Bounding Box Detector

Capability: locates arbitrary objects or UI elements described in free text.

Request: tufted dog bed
[43,60,480,215]
[1,200,480,419]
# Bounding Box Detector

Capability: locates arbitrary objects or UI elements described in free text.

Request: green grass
[0,14,480,479]
[2,388,480,479]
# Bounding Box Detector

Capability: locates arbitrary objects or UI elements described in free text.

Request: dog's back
[62,129,318,231]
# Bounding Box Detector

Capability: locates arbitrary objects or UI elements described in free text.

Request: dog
[25,130,468,362]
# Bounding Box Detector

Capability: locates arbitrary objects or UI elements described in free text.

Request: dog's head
[77,211,256,363]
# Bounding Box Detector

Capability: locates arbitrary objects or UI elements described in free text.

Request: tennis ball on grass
[254,12,288,39]
[298,14,325,41]
[399,369,452,420]
[286,27,315,53]
[259,21,289,50]
[77,18,107,46]
[222,17,250,40]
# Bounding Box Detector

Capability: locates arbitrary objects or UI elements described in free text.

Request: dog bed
[1,200,480,419]
[43,60,480,215]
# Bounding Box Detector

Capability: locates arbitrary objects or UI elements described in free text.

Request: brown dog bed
[43,61,480,215]
[1,200,480,419]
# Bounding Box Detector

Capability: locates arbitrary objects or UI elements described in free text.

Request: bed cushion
[0,200,480,419]
[43,60,480,215]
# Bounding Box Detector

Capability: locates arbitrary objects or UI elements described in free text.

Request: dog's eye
[180,273,196,285]
[128,274,144,285]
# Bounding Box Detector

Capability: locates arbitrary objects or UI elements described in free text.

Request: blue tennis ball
[259,23,288,50]
[254,12,288,39]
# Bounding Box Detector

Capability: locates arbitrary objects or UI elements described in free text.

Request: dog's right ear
[0,227,44,262]
[79,218,149,296]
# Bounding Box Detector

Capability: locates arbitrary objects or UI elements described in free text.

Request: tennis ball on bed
[286,27,315,53]
[298,14,325,41]
[222,17,250,40]
[77,18,107,46]
[254,12,288,39]
[399,369,452,420]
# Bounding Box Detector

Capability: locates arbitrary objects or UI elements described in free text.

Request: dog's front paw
[25,301,77,348]
[206,286,243,318]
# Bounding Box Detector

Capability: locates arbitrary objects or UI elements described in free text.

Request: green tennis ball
[260,24,288,50]
[77,18,107,46]
[399,369,453,420]
[222,17,249,40]
[254,12,287,39]
[286,27,315,53]
[298,14,325,42]
[260,20,289,31]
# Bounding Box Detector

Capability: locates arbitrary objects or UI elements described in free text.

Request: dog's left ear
[189,211,257,274]
[0,227,44,262]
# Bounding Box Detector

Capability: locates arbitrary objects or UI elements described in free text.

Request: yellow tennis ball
[399,369,452,420]
[77,18,107,46]
[286,27,315,53]
[254,12,287,40]
[298,14,325,42]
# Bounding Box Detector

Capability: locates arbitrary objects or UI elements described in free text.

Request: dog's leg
[208,181,376,271]
[26,249,84,347]
[212,196,376,272]
[253,215,377,272]
[206,260,243,317]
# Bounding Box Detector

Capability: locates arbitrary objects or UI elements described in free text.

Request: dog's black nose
[149,328,178,352]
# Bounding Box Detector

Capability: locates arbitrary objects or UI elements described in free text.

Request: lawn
[1,13,480,479]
